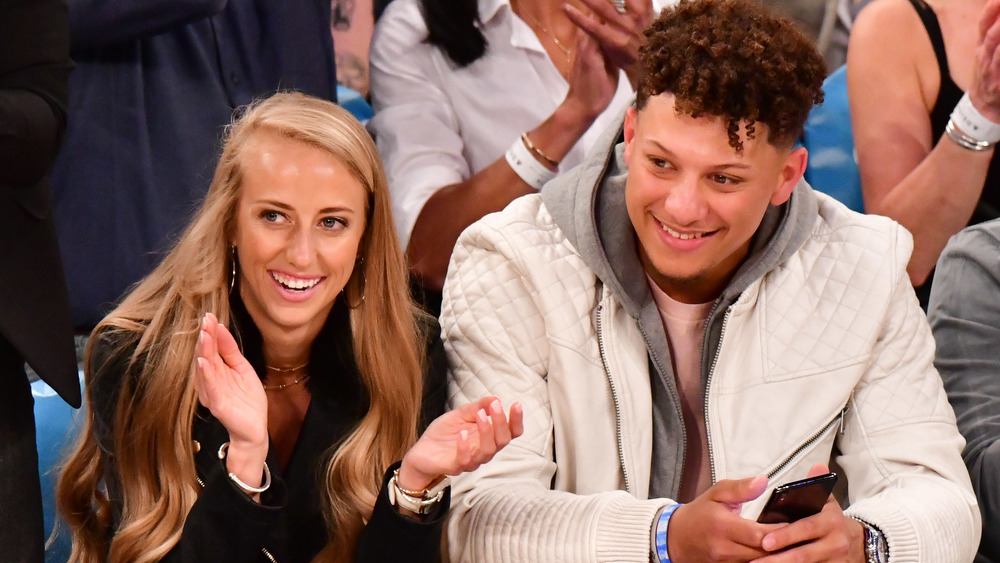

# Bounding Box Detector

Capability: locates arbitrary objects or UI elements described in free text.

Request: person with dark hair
[441,0,980,561]
[927,219,1000,562]
[368,0,670,311]
[848,0,1000,309]
[0,0,80,560]
[57,93,522,563]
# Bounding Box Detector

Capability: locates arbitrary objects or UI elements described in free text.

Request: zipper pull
[839,403,850,434]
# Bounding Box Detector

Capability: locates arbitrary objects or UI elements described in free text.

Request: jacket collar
[228,289,368,419]
[542,105,818,318]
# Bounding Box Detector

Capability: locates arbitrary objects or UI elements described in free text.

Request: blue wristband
[655,503,682,563]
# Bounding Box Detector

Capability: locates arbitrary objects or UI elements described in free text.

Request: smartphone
[756,472,838,524]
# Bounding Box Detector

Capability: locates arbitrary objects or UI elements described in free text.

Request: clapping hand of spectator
[564,30,621,124]
[564,0,656,88]
[195,312,270,493]
[395,397,524,491]
[972,0,1000,122]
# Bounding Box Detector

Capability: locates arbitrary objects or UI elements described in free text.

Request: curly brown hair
[637,0,826,152]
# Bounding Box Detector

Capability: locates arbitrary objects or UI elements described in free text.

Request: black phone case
[756,472,838,524]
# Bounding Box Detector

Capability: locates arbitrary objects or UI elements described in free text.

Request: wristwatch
[388,469,450,515]
[856,518,888,563]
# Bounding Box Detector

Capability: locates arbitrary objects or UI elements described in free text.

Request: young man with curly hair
[440,0,981,561]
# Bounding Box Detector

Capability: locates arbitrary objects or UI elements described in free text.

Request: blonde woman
[57,92,522,563]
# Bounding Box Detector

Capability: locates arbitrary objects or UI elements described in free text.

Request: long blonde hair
[57,92,423,562]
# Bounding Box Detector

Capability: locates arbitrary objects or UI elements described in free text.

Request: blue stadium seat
[801,65,865,213]
[337,85,374,124]
[33,373,84,562]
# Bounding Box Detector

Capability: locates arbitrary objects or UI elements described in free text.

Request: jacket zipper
[194,451,276,561]
[766,402,851,479]
[595,302,633,494]
[703,305,732,484]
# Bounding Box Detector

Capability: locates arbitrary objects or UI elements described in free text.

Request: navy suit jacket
[51,0,338,330]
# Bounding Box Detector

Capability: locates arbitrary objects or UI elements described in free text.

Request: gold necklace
[263,373,310,391]
[265,362,309,374]
[520,10,574,63]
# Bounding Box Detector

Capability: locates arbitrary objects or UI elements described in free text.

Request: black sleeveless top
[909,0,1000,307]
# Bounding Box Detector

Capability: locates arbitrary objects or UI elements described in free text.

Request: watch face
[863,523,888,563]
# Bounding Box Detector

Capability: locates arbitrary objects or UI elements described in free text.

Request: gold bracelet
[520,132,560,170]
[388,469,450,515]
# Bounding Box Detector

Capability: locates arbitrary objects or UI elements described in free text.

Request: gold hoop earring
[229,246,237,294]
[347,256,366,309]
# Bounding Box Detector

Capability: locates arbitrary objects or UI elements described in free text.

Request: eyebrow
[254,199,357,215]
[645,138,752,170]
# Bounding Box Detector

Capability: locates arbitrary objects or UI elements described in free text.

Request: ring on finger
[611,0,627,13]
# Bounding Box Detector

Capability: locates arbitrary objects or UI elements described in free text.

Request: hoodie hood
[541,108,819,316]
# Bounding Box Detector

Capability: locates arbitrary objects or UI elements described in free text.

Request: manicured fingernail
[762,536,775,551]
[460,429,468,441]
[477,409,488,422]
[491,400,502,414]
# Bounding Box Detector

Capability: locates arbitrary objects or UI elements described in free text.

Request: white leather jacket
[441,118,980,562]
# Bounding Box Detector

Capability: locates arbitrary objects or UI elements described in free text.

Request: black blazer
[89,295,449,562]
[0,0,80,407]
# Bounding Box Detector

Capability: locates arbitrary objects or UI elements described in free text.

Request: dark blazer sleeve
[355,461,450,563]
[88,331,290,562]
[0,0,70,189]
[66,0,227,51]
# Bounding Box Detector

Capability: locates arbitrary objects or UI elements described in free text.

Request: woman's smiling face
[232,130,367,347]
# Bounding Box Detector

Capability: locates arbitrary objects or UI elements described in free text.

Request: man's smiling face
[623,93,807,304]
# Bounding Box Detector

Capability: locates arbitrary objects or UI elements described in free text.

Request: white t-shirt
[369,0,673,249]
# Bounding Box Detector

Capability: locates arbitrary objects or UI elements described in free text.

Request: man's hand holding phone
[751,464,867,563]
[663,464,866,562]
[665,474,778,562]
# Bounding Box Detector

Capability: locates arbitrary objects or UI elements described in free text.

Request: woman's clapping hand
[396,397,524,491]
[195,313,269,491]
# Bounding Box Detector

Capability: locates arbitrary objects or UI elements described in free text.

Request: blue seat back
[801,65,865,213]
[337,85,374,124]
[33,373,85,562]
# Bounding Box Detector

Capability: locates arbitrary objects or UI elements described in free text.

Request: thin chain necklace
[266,362,309,374]
[519,9,574,63]
[263,362,310,391]
[263,373,310,391]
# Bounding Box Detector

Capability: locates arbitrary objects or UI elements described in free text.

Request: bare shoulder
[850,0,930,61]
[848,0,939,120]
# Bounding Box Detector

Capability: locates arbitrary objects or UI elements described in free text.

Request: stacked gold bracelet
[520,132,560,170]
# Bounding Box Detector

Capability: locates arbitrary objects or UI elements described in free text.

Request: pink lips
[269,270,324,302]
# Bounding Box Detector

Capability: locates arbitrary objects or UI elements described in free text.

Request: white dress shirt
[369,0,673,248]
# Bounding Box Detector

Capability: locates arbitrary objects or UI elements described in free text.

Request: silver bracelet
[505,134,557,190]
[946,119,994,152]
[951,92,1000,145]
[217,442,271,495]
